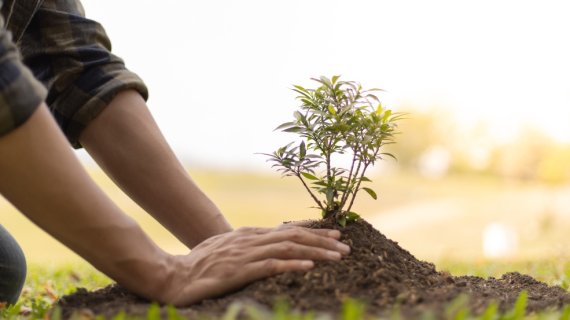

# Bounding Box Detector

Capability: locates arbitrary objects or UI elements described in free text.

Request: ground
[3,170,570,319]
[55,218,570,319]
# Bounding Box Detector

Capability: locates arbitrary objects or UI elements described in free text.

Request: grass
[5,168,570,264]
[2,259,570,319]
[3,168,570,318]
[0,264,110,319]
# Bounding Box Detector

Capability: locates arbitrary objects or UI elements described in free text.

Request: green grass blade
[480,301,498,320]
[146,303,161,320]
[341,299,365,320]
[560,305,570,320]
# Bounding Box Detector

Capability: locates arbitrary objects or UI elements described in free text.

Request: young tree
[264,76,403,226]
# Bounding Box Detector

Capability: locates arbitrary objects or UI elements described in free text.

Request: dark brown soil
[57,219,570,318]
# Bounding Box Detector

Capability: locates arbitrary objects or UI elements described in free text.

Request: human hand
[154,225,350,306]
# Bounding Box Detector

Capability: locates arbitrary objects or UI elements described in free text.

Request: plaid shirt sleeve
[1,0,148,146]
[0,15,47,138]
[16,0,149,148]
[8,0,148,148]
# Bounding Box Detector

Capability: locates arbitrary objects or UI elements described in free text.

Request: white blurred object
[418,145,451,179]
[482,223,518,259]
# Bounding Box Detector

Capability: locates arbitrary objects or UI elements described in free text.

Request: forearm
[0,105,170,300]
[79,90,232,249]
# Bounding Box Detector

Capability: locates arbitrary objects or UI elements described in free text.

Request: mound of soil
[58,219,570,318]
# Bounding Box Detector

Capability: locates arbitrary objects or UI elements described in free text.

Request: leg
[0,225,26,305]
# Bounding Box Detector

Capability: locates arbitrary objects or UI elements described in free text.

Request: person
[0,0,350,306]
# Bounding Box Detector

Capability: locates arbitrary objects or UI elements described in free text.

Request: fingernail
[327,251,342,260]
[301,261,314,268]
[337,242,351,254]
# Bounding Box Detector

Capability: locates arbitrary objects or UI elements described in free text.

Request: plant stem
[296,174,325,211]
[346,162,370,213]
[326,150,331,182]
[339,153,357,209]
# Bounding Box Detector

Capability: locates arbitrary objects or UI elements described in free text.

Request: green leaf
[301,172,318,180]
[560,304,570,320]
[292,85,311,98]
[346,211,361,222]
[480,302,498,320]
[293,111,303,121]
[49,306,62,320]
[274,122,296,131]
[381,152,397,161]
[221,302,245,320]
[300,98,314,107]
[375,104,383,115]
[146,303,161,320]
[292,84,308,93]
[326,188,335,204]
[340,105,352,115]
[312,180,328,187]
[362,187,377,200]
[283,126,302,133]
[328,104,337,115]
[337,215,347,227]
[331,75,340,84]
[319,76,333,88]
[112,311,127,320]
[512,290,527,319]
[382,109,392,123]
[342,299,365,320]
[167,305,185,320]
[299,141,306,158]
[360,176,372,182]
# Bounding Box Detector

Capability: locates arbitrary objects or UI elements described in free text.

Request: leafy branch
[263,76,404,226]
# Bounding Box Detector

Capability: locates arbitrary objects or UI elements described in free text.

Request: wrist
[142,253,177,303]
[110,247,175,303]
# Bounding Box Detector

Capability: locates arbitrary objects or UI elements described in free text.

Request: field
[2,166,570,318]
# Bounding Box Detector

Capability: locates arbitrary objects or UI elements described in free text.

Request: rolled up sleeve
[0,28,47,138]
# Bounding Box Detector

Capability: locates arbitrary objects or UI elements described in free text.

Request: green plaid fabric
[0,0,148,147]
[0,1,46,138]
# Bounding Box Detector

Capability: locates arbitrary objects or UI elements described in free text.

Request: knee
[0,226,27,305]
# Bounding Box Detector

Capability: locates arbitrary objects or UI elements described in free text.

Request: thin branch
[346,162,370,213]
[296,174,325,211]
[339,153,358,209]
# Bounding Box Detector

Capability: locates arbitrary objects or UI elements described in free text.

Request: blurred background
[2,0,570,268]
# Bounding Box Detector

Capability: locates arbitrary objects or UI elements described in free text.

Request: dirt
[57,218,570,318]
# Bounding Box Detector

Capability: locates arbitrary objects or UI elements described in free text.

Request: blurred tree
[384,109,570,183]
[536,146,570,185]
[488,127,553,181]
[383,109,454,171]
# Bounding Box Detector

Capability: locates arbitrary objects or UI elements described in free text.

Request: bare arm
[0,105,169,299]
[0,105,350,304]
[79,90,231,248]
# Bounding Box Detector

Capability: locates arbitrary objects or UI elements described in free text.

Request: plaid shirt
[0,0,148,147]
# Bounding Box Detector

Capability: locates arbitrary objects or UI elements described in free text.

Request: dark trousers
[0,224,26,305]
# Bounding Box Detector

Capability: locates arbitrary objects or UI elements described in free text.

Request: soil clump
[58,219,570,318]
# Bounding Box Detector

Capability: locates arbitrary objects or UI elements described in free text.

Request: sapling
[264,76,403,226]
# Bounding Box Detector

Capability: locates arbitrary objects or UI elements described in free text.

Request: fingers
[244,241,343,263]
[239,259,315,283]
[167,225,351,306]
[277,223,341,239]
[236,225,340,240]
[280,220,314,228]
[249,227,350,256]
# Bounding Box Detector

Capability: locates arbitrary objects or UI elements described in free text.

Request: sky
[78,0,570,170]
